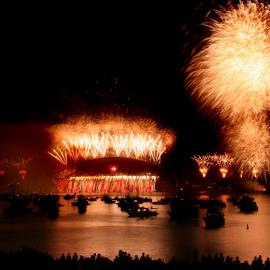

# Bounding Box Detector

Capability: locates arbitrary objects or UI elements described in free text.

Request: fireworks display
[186,0,270,121]
[192,153,234,178]
[54,175,157,194]
[211,153,234,178]
[225,117,270,178]
[49,116,174,194]
[49,116,174,165]
[187,1,270,180]
[192,155,213,178]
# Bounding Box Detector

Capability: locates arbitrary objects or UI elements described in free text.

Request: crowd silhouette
[0,246,269,270]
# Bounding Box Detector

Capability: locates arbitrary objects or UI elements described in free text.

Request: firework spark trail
[211,153,234,168]
[192,154,213,167]
[48,149,68,166]
[60,175,157,194]
[192,154,213,177]
[211,153,234,178]
[192,153,234,178]
[49,116,175,165]
[186,0,270,122]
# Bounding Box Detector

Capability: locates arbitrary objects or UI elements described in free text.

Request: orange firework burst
[48,116,175,165]
[211,153,234,178]
[225,117,270,178]
[211,153,234,167]
[192,154,213,178]
[186,0,270,121]
[193,153,234,178]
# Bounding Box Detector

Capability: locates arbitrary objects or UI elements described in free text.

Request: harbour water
[0,193,269,262]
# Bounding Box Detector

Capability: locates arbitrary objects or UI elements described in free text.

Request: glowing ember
[199,167,208,178]
[49,116,175,164]
[219,168,228,178]
[240,170,244,178]
[252,167,259,178]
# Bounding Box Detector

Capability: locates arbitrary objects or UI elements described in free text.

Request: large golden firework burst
[48,115,175,165]
[224,116,270,177]
[186,0,270,121]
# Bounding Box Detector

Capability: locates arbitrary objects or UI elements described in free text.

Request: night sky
[1,1,232,176]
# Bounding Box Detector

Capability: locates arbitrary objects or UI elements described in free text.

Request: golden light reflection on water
[0,194,269,262]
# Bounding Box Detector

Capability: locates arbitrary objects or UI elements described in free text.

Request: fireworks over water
[192,154,234,178]
[187,1,270,179]
[48,116,175,165]
[192,155,213,178]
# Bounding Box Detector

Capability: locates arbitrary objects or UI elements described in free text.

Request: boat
[133,196,152,203]
[117,197,139,212]
[101,195,115,204]
[228,195,241,206]
[204,207,225,228]
[3,195,33,215]
[127,207,158,218]
[153,197,170,205]
[238,195,258,213]
[35,195,60,212]
[87,197,98,202]
[63,194,75,200]
[72,195,90,207]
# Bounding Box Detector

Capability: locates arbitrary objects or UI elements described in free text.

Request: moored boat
[127,207,158,218]
[204,207,225,228]
[238,195,258,213]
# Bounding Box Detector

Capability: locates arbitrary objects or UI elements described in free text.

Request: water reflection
[0,194,269,262]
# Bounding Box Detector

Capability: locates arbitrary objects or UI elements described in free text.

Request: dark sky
[1,1,229,171]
